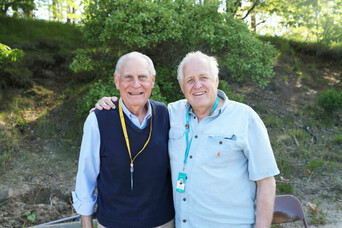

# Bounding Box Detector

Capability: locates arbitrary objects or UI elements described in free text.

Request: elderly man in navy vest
[72,52,174,228]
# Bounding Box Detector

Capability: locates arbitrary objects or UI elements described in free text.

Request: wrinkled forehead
[119,56,150,76]
[183,57,212,78]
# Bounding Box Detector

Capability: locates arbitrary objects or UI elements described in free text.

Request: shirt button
[183,198,186,201]
[183,219,187,223]
[219,141,222,144]
[189,155,193,159]
[194,116,196,119]
[195,135,198,138]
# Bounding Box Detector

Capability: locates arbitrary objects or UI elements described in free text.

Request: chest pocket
[168,129,186,161]
[199,134,243,167]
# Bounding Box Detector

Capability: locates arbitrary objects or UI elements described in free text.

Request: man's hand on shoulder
[89,97,118,113]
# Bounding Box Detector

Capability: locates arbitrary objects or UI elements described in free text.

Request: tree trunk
[251,12,256,32]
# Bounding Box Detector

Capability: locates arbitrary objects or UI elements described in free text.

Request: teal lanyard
[183,96,219,167]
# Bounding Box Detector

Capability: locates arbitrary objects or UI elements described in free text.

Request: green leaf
[27,213,36,222]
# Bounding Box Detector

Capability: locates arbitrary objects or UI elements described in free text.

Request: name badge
[176,172,187,193]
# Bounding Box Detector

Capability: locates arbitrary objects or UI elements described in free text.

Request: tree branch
[256,20,266,27]
[242,0,259,20]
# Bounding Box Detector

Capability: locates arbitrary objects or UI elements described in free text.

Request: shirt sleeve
[72,112,100,215]
[243,110,280,181]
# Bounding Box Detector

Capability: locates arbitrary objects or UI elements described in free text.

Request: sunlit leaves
[0,43,24,65]
[81,0,279,88]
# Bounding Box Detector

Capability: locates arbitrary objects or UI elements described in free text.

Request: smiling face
[180,57,219,113]
[114,56,155,113]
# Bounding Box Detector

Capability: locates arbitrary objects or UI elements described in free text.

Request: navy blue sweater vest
[94,100,174,228]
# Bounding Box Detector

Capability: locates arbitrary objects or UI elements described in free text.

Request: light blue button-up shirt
[168,90,279,228]
[72,99,151,215]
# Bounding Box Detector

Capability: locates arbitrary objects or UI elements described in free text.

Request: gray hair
[115,51,156,77]
[177,51,219,83]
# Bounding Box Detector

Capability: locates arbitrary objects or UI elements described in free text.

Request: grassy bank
[0,15,82,52]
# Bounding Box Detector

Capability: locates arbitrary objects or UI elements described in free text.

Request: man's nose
[194,78,202,89]
[132,77,141,87]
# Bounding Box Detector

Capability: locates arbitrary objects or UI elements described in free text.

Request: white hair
[177,51,219,83]
[115,51,156,77]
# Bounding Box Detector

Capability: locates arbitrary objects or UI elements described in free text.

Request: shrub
[79,0,279,96]
[317,88,342,113]
[77,78,119,116]
[69,49,95,73]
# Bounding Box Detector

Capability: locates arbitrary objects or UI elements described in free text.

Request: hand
[89,97,118,113]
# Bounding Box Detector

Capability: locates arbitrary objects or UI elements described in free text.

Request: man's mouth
[129,92,143,95]
[193,92,206,96]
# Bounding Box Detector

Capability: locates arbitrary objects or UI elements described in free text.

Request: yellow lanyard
[118,100,153,190]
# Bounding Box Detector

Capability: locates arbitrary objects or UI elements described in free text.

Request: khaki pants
[98,218,175,228]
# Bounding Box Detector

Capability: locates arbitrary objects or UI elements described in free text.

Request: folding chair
[272,195,309,228]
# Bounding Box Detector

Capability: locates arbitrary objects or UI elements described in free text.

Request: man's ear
[179,81,184,94]
[151,75,155,88]
[114,74,120,89]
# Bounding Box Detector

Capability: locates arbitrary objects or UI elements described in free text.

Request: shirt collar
[185,89,229,117]
[120,98,151,129]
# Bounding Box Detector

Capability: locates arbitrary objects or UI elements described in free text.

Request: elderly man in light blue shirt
[95,51,279,227]
[167,51,279,228]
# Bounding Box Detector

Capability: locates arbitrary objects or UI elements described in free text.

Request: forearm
[81,215,93,228]
[255,176,276,228]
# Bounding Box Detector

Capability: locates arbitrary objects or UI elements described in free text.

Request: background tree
[228,0,342,45]
[70,0,279,112]
[0,0,35,17]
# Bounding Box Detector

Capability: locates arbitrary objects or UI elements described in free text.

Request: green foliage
[317,88,342,113]
[0,43,24,64]
[218,80,245,103]
[277,182,293,194]
[22,211,35,222]
[77,78,119,116]
[247,0,342,45]
[81,0,278,90]
[334,134,342,144]
[308,207,327,225]
[308,158,325,171]
[69,49,95,72]
[155,65,183,103]
[0,0,35,17]
[263,116,283,128]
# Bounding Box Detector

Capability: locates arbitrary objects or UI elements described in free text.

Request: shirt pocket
[200,134,243,167]
[168,129,186,161]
